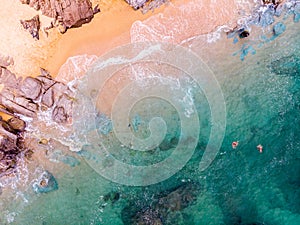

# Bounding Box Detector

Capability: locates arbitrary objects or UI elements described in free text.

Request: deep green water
[1,4,300,225]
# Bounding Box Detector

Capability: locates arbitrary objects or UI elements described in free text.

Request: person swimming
[257,144,263,153]
[232,141,239,149]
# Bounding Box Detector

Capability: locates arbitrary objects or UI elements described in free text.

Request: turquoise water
[1,2,300,225]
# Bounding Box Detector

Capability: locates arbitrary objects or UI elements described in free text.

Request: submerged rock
[32,170,58,193]
[270,54,300,77]
[20,15,40,40]
[122,182,200,225]
[273,22,286,36]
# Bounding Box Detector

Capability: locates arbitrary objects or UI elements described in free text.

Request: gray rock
[51,82,70,102]
[21,77,42,100]
[20,15,40,40]
[36,75,56,91]
[41,88,54,107]
[15,96,39,113]
[52,106,67,123]
[0,67,22,89]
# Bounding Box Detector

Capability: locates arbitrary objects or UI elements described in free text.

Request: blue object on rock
[33,171,58,193]
[273,22,286,36]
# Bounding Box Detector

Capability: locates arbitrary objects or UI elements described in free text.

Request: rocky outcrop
[0,61,74,123]
[20,15,40,40]
[0,117,27,176]
[0,54,74,178]
[20,0,100,34]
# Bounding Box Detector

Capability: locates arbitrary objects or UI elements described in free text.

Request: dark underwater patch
[270,54,300,77]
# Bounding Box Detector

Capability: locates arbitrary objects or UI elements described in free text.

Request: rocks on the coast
[32,170,58,193]
[262,0,283,6]
[20,15,40,40]
[0,54,75,178]
[125,0,148,9]
[41,88,54,108]
[0,60,74,123]
[21,77,42,100]
[0,117,27,175]
[20,0,100,34]
[7,117,26,132]
[122,182,200,225]
[125,0,167,12]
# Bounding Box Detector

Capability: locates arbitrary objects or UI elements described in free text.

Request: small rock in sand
[20,15,40,40]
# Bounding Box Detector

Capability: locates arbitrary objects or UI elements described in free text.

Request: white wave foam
[130,0,255,44]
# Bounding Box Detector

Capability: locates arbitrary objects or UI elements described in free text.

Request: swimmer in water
[257,144,263,153]
[232,141,239,149]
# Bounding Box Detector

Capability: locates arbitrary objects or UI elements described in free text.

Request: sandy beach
[0,0,246,79]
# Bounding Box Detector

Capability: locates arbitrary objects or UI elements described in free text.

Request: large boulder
[20,77,42,100]
[20,0,99,33]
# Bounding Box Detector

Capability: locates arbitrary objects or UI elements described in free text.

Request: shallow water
[1,1,300,225]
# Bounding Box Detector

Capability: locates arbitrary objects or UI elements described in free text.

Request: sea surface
[0,0,300,224]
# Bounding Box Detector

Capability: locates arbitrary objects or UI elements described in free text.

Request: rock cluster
[0,61,73,123]
[0,118,26,176]
[121,182,200,225]
[0,54,73,177]
[20,0,100,34]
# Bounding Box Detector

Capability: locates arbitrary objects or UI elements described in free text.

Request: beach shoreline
[0,0,248,79]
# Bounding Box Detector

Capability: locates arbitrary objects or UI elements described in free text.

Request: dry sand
[0,0,60,77]
[0,0,248,78]
[50,0,245,76]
